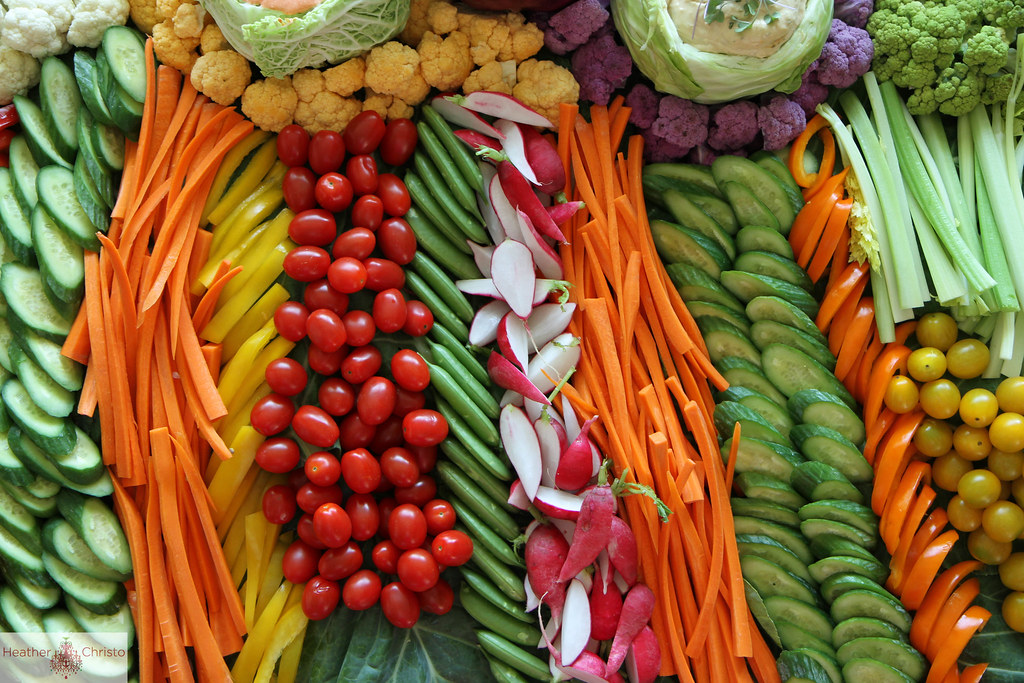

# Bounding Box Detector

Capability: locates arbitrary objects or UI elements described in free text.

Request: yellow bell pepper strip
[230,582,291,682]
[203,240,292,342]
[254,603,310,683]
[206,137,278,227]
[201,131,271,225]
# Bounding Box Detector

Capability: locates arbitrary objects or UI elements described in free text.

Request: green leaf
[958,569,1024,682]
[295,606,361,683]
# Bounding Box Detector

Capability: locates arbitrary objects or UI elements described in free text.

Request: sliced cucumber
[735,224,796,259]
[35,164,101,250]
[687,191,739,234]
[741,555,820,606]
[0,433,32,487]
[649,219,731,278]
[663,190,738,255]
[798,499,879,537]
[66,596,135,649]
[2,382,76,455]
[3,562,60,610]
[76,106,117,207]
[750,151,806,215]
[746,295,827,343]
[787,648,842,683]
[0,521,48,587]
[31,204,85,309]
[789,390,866,446]
[736,471,807,510]
[718,386,794,439]
[736,534,813,582]
[0,586,45,632]
[764,596,834,640]
[8,136,40,214]
[101,26,148,103]
[761,344,856,408]
[700,318,763,369]
[801,517,876,549]
[56,489,133,576]
[47,426,104,485]
[43,552,125,615]
[731,497,801,527]
[791,461,863,504]
[820,574,894,605]
[714,401,787,445]
[809,555,889,585]
[777,650,833,683]
[810,534,879,563]
[8,428,111,498]
[73,51,118,129]
[841,658,915,683]
[776,620,837,660]
[715,356,788,405]
[722,180,781,231]
[734,250,813,292]
[92,120,125,171]
[666,263,744,313]
[2,262,72,342]
[0,167,36,265]
[12,95,70,169]
[713,155,795,231]
[689,300,751,334]
[39,56,82,162]
[0,317,12,372]
[733,516,813,564]
[722,435,804,480]
[17,328,85,392]
[832,617,910,649]
[644,162,723,197]
[74,151,112,233]
[0,483,41,555]
[835,637,926,680]
[43,519,131,582]
[0,479,57,518]
[720,270,819,318]
[791,424,873,483]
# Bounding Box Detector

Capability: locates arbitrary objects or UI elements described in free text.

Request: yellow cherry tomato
[953,424,992,461]
[997,376,1024,414]
[884,375,920,414]
[913,418,954,458]
[915,312,958,351]
[959,388,1000,427]
[968,527,1013,564]
[946,339,990,379]
[988,449,1024,481]
[918,379,961,419]
[958,469,1002,508]
[1002,592,1024,632]
[991,412,1024,453]
[983,500,1024,543]
[907,347,948,383]
[932,451,974,492]
[999,553,1024,591]
[947,495,983,532]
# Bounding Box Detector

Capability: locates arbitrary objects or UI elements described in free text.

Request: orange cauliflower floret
[462,61,516,95]
[513,59,578,125]
[400,0,432,45]
[362,90,414,121]
[458,12,510,66]
[292,68,325,102]
[364,41,430,106]
[323,57,365,97]
[172,2,204,39]
[295,92,361,134]
[152,20,199,73]
[129,0,159,34]
[418,31,472,91]
[199,24,229,54]
[154,0,180,20]
[426,0,459,35]
[498,13,544,63]
[190,49,250,105]
[241,77,297,132]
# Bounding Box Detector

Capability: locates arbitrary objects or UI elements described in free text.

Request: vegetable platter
[2,0,1024,681]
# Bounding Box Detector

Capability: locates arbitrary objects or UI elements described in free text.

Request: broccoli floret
[982,71,1014,103]
[982,0,1024,30]
[934,62,985,116]
[963,25,1010,74]
[907,84,940,114]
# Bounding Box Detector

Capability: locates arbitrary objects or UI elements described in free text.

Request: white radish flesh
[488,352,551,405]
[535,418,563,487]
[432,94,503,136]
[516,209,564,279]
[507,479,531,510]
[478,163,505,245]
[534,486,585,520]
[550,518,576,544]
[460,91,553,128]
[500,404,543,500]
[494,119,541,185]
[528,303,577,354]
[560,393,581,442]
[469,300,510,347]
[560,579,591,667]
[491,240,536,319]
[524,574,540,613]
[456,278,502,298]
[468,242,494,278]
[489,174,523,242]
[528,333,581,394]
[497,311,531,370]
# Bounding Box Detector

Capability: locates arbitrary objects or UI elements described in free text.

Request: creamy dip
[667,0,806,57]
[245,0,321,14]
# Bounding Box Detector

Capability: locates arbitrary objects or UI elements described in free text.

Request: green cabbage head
[610,0,832,103]
[199,0,409,79]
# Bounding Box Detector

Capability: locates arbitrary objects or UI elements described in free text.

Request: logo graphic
[49,637,83,679]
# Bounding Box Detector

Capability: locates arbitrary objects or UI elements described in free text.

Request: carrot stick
[62,304,91,365]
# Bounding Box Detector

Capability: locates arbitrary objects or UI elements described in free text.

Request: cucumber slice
[736,534,813,582]
[716,356,788,405]
[722,180,781,231]
[735,224,795,259]
[35,164,101,250]
[644,162,723,197]
[751,320,835,371]
[8,136,40,214]
[761,344,857,408]
[666,263,744,313]
[775,619,837,658]
[734,250,813,292]
[101,26,148,103]
[820,574,894,605]
[733,516,814,564]
[39,56,82,161]
[25,475,60,499]
[720,270,819,318]
[777,650,835,683]
[791,461,864,504]
[17,327,85,392]
[789,389,866,446]
[3,562,60,610]
[56,490,132,576]
[0,433,32,487]
[73,152,112,232]
[746,295,827,343]
[700,319,763,369]
[0,317,14,372]
[8,428,111,498]
[714,401,787,445]
[10,343,75,419]
[801,518,876,549]
[649,219,731,278]
[832,617,910,649]
[799,500,879,537]
[835,637,926,680]
[741,555,820,606]
[722,435,804,480]
[0,521,48,587]
[0,167,35,265]
[0,586,45,632]
[66,596,136,649]
[43,519,131,582]
[809,534,879,563]
[43,553,126,615]
[790,424,872,483]
[841,658,915,683]
[73,51,118,129]
[689,301,751,334]
[2,382,76,455]
[0,483,41,555]
[663,189,738,254]
[687,191,739,234]
[76,107,116,207]
[750,151,806,215]
[92,120,125,171]
[12,95,70,169]
[713,155,795,231]
[787,648,842,683]
[764,595,834,640]
[0,479,57,518]
[809,555,889,585]
[31,204,85,308]
[736,471,807,510]
[731,497,801,527]
[717,386,794,439]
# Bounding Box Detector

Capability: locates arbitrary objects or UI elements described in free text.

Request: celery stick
[975,162,1019,312]
[907,193,967,305]
[870,268,897,344]
[916,113,980,256]
[903,110,954,222]
[958,116,976,230]
[1002,312,1024,378]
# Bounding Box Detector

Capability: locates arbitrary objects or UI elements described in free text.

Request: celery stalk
[907,193,967,305]
[975,162,1019,312]
[916,113,981,256]
[870,269,896,344]
[1001,312,1024,378]
[958,116,977,230]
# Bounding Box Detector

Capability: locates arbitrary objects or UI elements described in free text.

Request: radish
[535,418,564,487]
[533,486,585,520]
[590,565,623,641]
[452,127,503,153]
[457,277,553,308]
[528,333,581,395]
[550,517,576,544]
[558,461,615,582]
[468,242,494,278]
[561,579,591,667]
[547,200,586,225]
[456,278,503,298]
[556,416,598,491]
[607,516,639,587]
[607,584,656,671]
[488,173,522,242]
[456,91,553,128]
[488,352,550,405]
[494,119,541,186]
[507,479,531,510]
[524,574,540,613]
[500,404,543,499]
[469,300,510,347]
[528,303,577,354]
[516,209,565,279]
[557,650,610,683]
[624,626,661,683]
[533,279,573,307]
[431,94,502,137]
[478,163,504,245]
[560,393,581,442]
[496,311,530,370]
[608,673,627,683]
[489,155,567,243]
[525,524,570,619]
[491,239,537,319]
[518,122,566,195]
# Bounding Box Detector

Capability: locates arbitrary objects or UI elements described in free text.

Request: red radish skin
[469,300,510,347]
[547,200,585,226]
[557,462,615,582]
[431,95,501,137]
[535,418,565,487]
[496,311,530,369]
[533,486,585,520]
[494,119,541,185]
[494,158,567,242]
[624,625,661,683]
[556,416,598,491]
[518,123,566,195]
[607,515,639,586]
[607,584,656,671]
[525,524,571,619]
[515,209,564,279]
[488,352,551,405]
[508,479,531,510]
[453,127,503,154]
[457,91,553,128]
[608,673,627,683]
[590,566,623,641]
[558,650,610,683]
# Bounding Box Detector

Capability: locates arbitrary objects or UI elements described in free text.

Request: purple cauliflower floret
[571,32,632,106]
[687,144,718,165]
[758,95,806,150]
[790,67,830,115]
[542,0,610,55]
[816,19,874,88]
[643,95,710,162]
[833,0,873,28]
[707,100,760,151]
[625,83,659,129]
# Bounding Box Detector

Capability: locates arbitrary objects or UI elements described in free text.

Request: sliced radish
[469,299,510,347]
[508,479,531,510]
[497,311,531,370]
[479,163,504,245]
[551,518,576,545]
[488,174,522,242]
[468,242,495,278]
[528,333,581,395]
[494,119,541,185]
[560,393,581,442]
[557,650,609,683]
[524,574,540,613]
[535,417,564,487]
[547,200,586,226]
[524,397,548,423]
[534,486,585,520]
[432,94,502,136]
[452,127,503,153]
[625,626,661,683]
[456,278,501,298]
[534,279,572,306]
[491,239,537,319]
[556,416,599,491]
[500,404,543,500]
[458,91,553,128]
[516,209,564,279]
[527,303,577,353]
[561,580,591,667]
[519,123,566,196]
[489,352,551,405]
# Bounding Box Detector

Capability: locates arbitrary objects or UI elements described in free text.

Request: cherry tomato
[372,540,401,573]
[389,351,429,394]
[377,497,398,537]
[307,308,347,353]
[276,124,310,167]
[262,484,297,524]
[297,513,327,549]
[346,154,379,195]
[431,529,474,567]
[339,413,377,451]
[296,483,344,515]
[318,542,363,581]
[292,404,340,448]
[346,493,380,541]
[392,391,426,422]
[343,111,386,154]
[327,257,367,294]
[381,582,421,628]
[255,436,301,473]
[397,548,440,592]
[303,279,349,318]
[341,346,383,384]
[422,499,456,535]
[373,289,407,334]
[289,209,337,246]
[342,310,376,347]
[283,246,331,282]
[409,445,437,473]
[376,217,417,265]
[351,195,384,231]
[363,258,405,291]
[313,502,352,548]
[308,130,346,175]
[402,409,449,447]
[343,570,382,611]
[319,377,356,416]
[250,393,295,436]
[273,301,310,341]
[394,475,437,507]
[380,119,418,167]
[377,173,411,217]
[332,228,376,260]
[380,446,420,488]
[288,469,309,490]
[417,577,454,615]
[304,451,342,487]
[282,166,317,213]
[341,447,382,494]
[315,171,354,212]
[302,576,341,621]
[388,503,428,550]
[401,301,434,337]
[307,345,346,376]
[357,377,397,426]
[946,339,990,379]
[265,358,308,397]
[282,539,321,583]
[369,415,404,453]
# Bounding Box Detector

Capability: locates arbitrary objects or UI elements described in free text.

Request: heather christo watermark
[0,632,129,682]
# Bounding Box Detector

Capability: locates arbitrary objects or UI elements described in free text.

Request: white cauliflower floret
[7,0,73,34]
[66,0,130,48]
[0,44,41,105]
[1,7,66,58]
